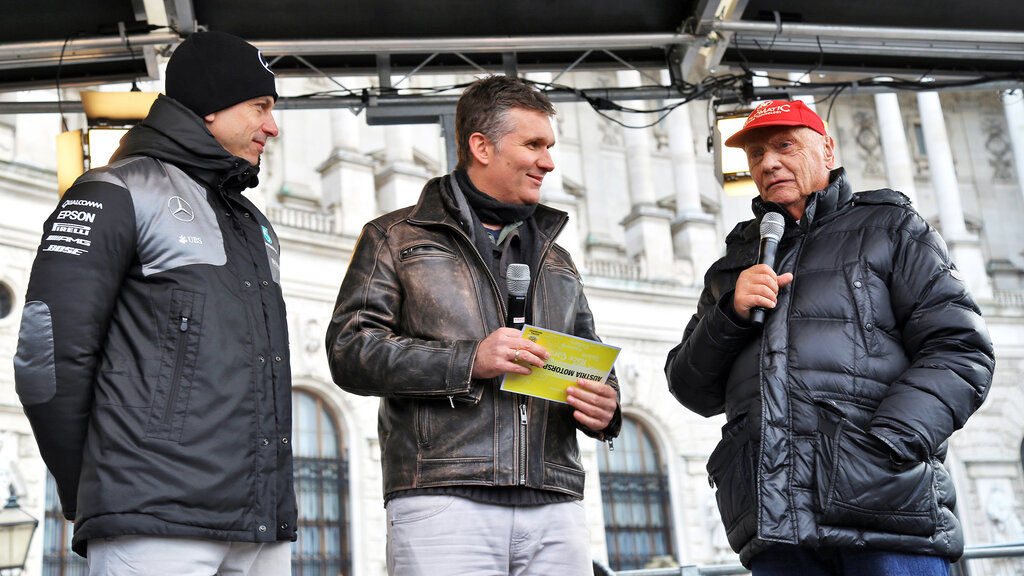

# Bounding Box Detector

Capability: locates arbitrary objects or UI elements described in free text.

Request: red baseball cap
[724,100,827,148]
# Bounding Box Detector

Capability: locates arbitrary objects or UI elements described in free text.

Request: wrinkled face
[473,107,556,205]
[743,125,835,220]
[204,95,279,166]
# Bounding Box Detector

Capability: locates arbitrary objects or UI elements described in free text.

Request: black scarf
[453,170,541,310]
[455,170,538,225]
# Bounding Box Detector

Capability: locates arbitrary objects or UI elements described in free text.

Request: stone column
[616,70,675,280]
[662,72,717,284]
[319,106,377,235]
[1000,89,1024,205]
[576,94,622,260]
[376,124,432,214]
[874,92,918,204]
[917,91,992,299]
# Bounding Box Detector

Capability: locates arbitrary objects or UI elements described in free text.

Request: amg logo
[43,244,88,256]
[61,199,104,210]
[56,210,96,223]
[51,223,91,236]
[45,234,92,247]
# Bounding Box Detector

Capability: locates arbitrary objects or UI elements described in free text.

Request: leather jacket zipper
[164,314,190,425]
[518,400,528,484]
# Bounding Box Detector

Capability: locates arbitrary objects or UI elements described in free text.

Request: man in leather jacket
[326,75,621,575]
[15,32,295,573]
[665,100,994,575]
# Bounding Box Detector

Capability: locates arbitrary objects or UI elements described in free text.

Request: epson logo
[61,199,104,210]
[56,210,96,223]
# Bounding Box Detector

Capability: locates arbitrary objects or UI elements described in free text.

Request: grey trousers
[386,495,592,576]
[87,535,291,576]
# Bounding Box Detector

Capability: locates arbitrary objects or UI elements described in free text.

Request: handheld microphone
[750,211,786,326]
[506,263,530,330]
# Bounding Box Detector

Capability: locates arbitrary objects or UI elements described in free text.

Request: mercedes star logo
[167,196,195,222]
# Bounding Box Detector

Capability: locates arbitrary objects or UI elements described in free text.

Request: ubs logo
[167,196,195,222]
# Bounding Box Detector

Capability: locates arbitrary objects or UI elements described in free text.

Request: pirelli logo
[52,223,91,236]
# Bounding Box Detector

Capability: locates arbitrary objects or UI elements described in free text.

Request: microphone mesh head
[760,212,785,241]
[506,263,530,297]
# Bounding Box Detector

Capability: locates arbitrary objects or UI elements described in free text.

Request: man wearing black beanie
[15,30,295,574]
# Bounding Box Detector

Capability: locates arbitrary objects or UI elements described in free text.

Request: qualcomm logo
[167,196,195,222]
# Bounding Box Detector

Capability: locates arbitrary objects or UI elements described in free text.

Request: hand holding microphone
[470,263,549,379]
[733,212,793,326]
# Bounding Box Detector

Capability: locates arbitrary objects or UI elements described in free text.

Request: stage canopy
[3,0,1023,112]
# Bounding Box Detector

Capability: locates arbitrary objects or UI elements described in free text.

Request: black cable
[55,34,80,133]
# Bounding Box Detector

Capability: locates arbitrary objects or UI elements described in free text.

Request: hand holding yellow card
[500,325,620,403]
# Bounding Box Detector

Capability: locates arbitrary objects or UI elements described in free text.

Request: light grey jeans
[87,535,291,576]
[386,495,592,576]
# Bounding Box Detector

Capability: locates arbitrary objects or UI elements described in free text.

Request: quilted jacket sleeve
[869,210,995,461]
[665,268,759,418]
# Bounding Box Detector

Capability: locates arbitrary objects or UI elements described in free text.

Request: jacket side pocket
[145,289,205,442]
[707,413,756,552]
[816,405,938,535]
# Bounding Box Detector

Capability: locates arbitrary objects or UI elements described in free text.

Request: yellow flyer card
[500,324,620,404]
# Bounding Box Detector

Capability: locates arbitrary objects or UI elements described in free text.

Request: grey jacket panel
[13,300,57,405]
[79,158,228,276]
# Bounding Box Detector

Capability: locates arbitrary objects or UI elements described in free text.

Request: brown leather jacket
[326,174,620,499]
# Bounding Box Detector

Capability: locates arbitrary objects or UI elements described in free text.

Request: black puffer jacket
[14,95,296,555]
[326,174,620,499]
[665,168,994,566]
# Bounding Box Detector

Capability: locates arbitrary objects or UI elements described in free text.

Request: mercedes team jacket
[14,96,297,555]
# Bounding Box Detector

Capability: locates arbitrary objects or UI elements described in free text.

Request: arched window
[0,281,13,320]
[597,415,675,570]
[292,389,351,576]
[42,473,87,575]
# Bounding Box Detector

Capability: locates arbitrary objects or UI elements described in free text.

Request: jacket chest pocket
[534,267,581,330]
[846,261,883,356]
[146,289,206,442]
[399,243,456,261]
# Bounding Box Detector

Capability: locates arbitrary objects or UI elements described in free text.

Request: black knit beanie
[165,31,278,117]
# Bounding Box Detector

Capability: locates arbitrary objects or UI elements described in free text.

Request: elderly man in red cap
[665,100,994,575]
[15,31,294,574]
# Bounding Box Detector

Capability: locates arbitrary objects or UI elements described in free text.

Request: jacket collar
[723,168,853,268]
[752,167,852,230]
[409,173,569,242]
[111,95,261,194]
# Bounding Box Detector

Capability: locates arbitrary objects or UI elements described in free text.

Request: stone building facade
[0,72,1022,574]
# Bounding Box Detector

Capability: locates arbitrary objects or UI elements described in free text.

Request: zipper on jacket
[163,312,191,425]
[518,400,528,484]
[399,244,456,260]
